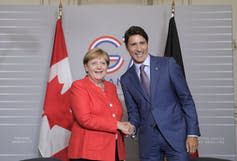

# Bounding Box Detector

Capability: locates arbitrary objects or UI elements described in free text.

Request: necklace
[95,82,105,90]
[88,77,105,91]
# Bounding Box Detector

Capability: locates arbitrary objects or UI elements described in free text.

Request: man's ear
[125,46,129,51]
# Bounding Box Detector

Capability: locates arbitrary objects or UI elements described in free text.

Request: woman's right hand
[117,121,135,135]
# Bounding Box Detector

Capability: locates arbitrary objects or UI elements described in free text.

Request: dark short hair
[83,48,110,66]
[124,26,149,46]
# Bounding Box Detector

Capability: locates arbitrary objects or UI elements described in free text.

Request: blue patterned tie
[140,64,150,95]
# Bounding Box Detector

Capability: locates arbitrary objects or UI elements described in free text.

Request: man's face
[126,34,149,64]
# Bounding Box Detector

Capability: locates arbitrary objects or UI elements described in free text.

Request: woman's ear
[84,65,88,73]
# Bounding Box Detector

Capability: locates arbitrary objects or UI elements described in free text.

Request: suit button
[112,113,116,118]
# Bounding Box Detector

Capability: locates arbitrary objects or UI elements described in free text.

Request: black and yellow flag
[164,16,186,78]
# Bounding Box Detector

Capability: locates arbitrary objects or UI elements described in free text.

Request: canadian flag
[38,17,74,161]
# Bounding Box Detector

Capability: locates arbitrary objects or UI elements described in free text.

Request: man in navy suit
[120,26,201,161]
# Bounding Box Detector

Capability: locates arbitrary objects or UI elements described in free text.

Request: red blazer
[68,76,125,161]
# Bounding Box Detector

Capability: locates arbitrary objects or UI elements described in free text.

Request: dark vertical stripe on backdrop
[164,16,186,78]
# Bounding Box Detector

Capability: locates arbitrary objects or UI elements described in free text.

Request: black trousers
[70,142,120,161]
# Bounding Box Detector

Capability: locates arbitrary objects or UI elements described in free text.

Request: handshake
[117,121,136,136]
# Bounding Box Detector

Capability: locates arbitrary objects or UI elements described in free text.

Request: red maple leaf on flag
[43,76,73,130]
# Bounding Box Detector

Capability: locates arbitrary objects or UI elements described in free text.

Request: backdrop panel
[0,5,235,161]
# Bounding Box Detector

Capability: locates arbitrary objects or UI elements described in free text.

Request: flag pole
[171,0,175,17]
[38,1,73,160]
[58,0,63,19]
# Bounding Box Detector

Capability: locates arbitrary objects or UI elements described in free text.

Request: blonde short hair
[83,48,110,66]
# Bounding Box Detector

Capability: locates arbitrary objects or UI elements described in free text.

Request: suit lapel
[128,65,151,102]
[150,56,161,99]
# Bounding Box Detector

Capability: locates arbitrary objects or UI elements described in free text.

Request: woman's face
[85,57,108,83]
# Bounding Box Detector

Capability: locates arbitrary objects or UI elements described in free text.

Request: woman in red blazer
[68,48,133,161]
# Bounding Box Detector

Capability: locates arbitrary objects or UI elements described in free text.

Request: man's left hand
[186,136,198,153]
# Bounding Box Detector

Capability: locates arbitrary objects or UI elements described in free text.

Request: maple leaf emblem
[43,76,73,130]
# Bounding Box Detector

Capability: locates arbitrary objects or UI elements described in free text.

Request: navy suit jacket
[120,55,200,152]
